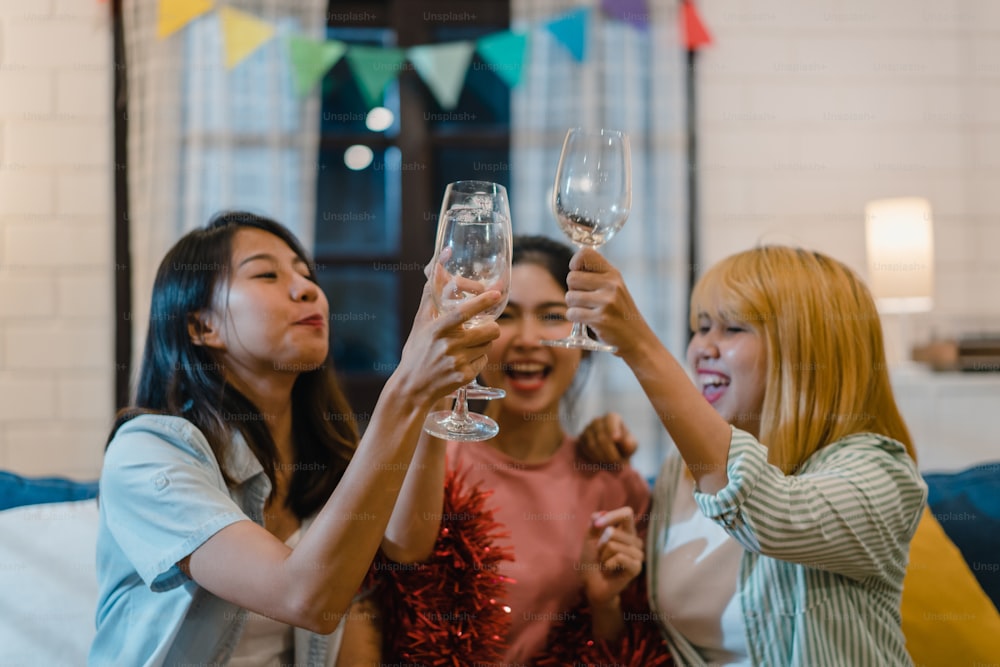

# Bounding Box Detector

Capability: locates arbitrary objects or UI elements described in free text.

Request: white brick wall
[696,0,1000,325]
[0,1,113,479]
[1,1,996,477]
[696,0,1000,468]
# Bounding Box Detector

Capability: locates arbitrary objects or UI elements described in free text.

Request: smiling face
[479,263,583,419]
[686,310,767,437]
[194,227,330,380]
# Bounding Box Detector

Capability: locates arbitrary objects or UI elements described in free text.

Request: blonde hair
[690,245,915,473]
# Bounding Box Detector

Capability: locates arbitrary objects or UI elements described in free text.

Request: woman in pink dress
[337,236,671,666]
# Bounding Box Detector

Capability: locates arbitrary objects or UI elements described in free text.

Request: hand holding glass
[423,180,512,441]
[545,128,631,352]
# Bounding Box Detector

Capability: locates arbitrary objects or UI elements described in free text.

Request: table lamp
[864,197,934,367]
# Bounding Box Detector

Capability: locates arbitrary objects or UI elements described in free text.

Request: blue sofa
[0,470,98,510]
[2,464,998,608]
[923,463,1000,607]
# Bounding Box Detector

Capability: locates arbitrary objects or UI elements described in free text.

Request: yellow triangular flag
[219,6,276,70]
[157,0,214,38]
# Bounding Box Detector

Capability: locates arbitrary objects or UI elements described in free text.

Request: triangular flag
[288,36,347,96]
[157,0,213,38]
[546,8,590,62]
[219,6,276,70]
[408,42,475,110]
[345,46,406,109]
[601,0,650,29]
[476,31,527,88]
[682,0,712,51]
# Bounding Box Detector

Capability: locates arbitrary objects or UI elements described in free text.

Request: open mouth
[503,361,552,391]
[700,373,730,404]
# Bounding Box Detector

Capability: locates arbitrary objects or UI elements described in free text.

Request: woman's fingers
[589,507,643,575]
[578,416,624,465]
[578,413,636,464]
[397,285,501,403]
[568,246,611,272]
[593,506,637,534]
[438,289,503,328]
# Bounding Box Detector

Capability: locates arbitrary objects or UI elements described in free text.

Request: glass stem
[569,321,586,339]
[452,385,471,424]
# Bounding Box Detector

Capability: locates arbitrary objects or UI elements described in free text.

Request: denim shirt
[89,414,341,666]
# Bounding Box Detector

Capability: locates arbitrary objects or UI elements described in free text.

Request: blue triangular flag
[546,8,590,62]
[476,31,528,88]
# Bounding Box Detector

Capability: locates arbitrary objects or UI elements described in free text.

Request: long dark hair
[111,210,358,518]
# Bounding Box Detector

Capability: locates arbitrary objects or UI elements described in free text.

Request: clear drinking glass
[543,128,632,353]
[422,180,513,441]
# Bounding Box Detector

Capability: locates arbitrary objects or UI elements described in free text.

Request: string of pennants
[155,0,711,111]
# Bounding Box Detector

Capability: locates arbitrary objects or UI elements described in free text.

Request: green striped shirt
[646,427,927,666]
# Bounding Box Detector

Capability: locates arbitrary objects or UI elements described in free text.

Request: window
[316,1,511,421]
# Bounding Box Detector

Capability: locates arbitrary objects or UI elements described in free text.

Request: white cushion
[0,499,99,665]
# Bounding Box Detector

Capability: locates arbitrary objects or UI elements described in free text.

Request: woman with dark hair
[344,235,671,665]
[88,210,500,666]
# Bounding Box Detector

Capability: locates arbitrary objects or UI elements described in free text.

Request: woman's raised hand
[580,506,645,609]
[565,248,651,358]
[393,281,501,408]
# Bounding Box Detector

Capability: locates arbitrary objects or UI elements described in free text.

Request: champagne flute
[423,180,512,441]
[543,128,631,352]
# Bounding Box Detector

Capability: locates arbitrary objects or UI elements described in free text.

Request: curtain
[511,0,688,477]
[121,0,327,376]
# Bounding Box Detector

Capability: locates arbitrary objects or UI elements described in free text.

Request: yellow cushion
[901,507,1000,666]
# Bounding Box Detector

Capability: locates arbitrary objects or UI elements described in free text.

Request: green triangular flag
[288,36,347,96]
[345,45,406,109]
[408,42,475,110]
[546,8,590,62]
[476,31,527,88]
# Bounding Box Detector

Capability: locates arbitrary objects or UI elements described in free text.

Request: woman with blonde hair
[570,245,926,665]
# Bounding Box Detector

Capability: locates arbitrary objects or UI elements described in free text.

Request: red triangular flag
[682,0,712,50]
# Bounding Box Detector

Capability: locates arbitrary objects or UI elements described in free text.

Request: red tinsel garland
[531,571,673,667]
[369,467,515,666]
[368,468,674,666]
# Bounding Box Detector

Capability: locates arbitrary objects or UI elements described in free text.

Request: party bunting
[681,0,712,51]
[157,0,213,38]
[289,36,347,96]
[475,31,527,89]
[601,0,650,30]
[408,42,476,110]
[152,0,711,109]
[546,8,590,62]
[220,6,276,69]
[345,46,406,109]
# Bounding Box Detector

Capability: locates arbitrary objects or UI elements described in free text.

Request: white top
[229,528,302,667]
[655,472,749,666]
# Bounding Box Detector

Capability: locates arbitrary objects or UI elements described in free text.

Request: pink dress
[446,436,650,664]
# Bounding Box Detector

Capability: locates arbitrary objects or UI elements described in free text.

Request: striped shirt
[645,427,927,666]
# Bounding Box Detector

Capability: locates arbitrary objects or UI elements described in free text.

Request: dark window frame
[321,1,511,420]
[111,1,517,414]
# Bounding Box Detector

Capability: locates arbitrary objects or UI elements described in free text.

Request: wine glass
[423,180,513,441]
[543,128,631,352]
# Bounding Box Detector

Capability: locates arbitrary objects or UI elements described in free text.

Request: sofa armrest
[924,462,1000,610]
[0,471,99,511]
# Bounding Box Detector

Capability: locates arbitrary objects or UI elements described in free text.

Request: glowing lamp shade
[864,197,934,313]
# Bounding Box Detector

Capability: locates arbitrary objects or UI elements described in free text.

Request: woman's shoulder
[815,431,911,460]
[805,431,922,482]
[106,413,215,463]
